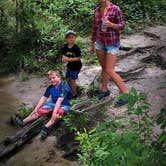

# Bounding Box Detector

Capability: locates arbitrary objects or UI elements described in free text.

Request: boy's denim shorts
[66,68,80,80]
[95,41,120,54]
[42,101,71,113]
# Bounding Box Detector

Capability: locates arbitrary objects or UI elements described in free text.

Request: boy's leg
[45,108,65,128]
[66,69,80,97]
[40,107,65,140]
[68,79,77,96]
[15,110,40,127]
[23,111,40,125]
[17,102,53,126]
[40,105,71,139]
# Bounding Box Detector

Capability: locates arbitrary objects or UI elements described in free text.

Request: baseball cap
[65,30,76,38]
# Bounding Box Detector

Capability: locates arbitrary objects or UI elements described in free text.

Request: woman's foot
[98,90,110,100]
[114,98,128,107]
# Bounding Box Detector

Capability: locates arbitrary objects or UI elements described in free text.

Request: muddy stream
[0,77,19,141]
[0,76,78,166]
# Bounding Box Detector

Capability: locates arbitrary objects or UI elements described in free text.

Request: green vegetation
[76,88,166,166]
[17,104,33,118]
[0,0,166,73]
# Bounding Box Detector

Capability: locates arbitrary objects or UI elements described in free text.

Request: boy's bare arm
[33,96,48,113]
[52,97,64,114]
[62,56,81,62]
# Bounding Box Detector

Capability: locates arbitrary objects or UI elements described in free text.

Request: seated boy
[15,70,71,139]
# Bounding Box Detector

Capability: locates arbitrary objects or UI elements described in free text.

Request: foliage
[77,88,166,166]
[52,0,96,36]
[17,104,33,118]
[113,0,166,33]
[0,0,166,73]
[63,112,89,133]
[154,108,166,153]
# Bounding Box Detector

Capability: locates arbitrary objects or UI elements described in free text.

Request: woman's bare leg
[105,53,128,93]
[96,50,110,91]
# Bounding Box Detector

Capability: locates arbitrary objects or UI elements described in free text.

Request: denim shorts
[95,41,120,54]
[42,101,71,113]
[66,68,80,80]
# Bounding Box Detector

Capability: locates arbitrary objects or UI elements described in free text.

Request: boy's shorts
[95,41,120,54]
[37,101,71,115]
[66,68,80,80]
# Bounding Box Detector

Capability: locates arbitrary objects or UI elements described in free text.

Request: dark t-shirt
[43,81,71,106]
[61,44,82,71]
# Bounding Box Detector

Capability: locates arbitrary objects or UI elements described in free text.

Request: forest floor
[0,25,165,166]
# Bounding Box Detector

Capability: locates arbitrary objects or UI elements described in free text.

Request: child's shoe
[15,115,24,127]
[98,90,110,100]
[114,98,128,107]
[40,126,50,140]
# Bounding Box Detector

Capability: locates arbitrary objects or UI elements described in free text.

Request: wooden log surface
[0,116,48,159]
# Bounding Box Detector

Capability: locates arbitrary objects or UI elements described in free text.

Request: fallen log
[0,99,112,160]
[72,97,113,114]
[0,116,48,160]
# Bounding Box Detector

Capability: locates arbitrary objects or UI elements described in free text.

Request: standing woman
[89,0,128,106]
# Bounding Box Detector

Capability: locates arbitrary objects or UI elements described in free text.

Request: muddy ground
[0,25,165,165]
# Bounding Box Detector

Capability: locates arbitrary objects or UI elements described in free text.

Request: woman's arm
[106,6,125,30]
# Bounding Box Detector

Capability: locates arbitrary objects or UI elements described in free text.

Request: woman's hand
[105,19,117,29]
[105,19,113,27]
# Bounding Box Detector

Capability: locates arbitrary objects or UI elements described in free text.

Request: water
[0,77,20,141]
[0,76,79,166]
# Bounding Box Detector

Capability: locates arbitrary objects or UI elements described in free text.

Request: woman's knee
[106,68,115,76]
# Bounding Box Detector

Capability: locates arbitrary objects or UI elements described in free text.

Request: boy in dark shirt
[61,30,82,99]
[15,70,71,139]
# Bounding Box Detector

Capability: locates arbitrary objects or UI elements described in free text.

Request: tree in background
[0,0,165,74]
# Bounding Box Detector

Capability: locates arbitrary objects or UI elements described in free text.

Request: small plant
[63,112,89,132]
[154,108,166,153]
[17,104,33,118]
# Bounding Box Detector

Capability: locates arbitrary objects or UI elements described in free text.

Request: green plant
[18,104,33,118]
[118,87,153,140]
[63,112,89,132]
[154,108,166,153]
[77,88,166,166]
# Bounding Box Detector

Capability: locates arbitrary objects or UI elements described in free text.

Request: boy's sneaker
[98,90,110,100]
[114,98,128,107]
[15,115,24,127]
[40,126,50,140]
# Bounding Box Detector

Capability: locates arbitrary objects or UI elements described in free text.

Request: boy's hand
[62,56,70,62]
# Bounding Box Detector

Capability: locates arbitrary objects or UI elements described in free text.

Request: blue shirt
[43,81,71,106]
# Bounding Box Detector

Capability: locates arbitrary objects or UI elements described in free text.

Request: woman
[89,0,128,106]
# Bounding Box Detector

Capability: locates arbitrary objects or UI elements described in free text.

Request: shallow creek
[0,76,78,166]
